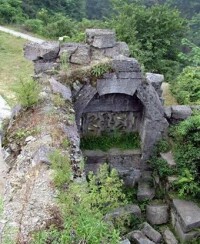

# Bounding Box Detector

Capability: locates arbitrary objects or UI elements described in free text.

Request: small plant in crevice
[49,150,72,188]
[91,62,112,78]
[12,77,40,108]
[52,94,66,107]
[174,168,200,198]
[60,51,69,72]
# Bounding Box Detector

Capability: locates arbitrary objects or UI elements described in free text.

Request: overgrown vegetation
[81,132,140,151]
[149,139,175,179]
[12,77,40,107]
[171,112,200,198]
[171,66,200,105]
[34,150,131,243]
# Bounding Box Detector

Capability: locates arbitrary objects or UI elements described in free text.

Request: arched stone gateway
[72,54,168,162]
[24,28,169,163]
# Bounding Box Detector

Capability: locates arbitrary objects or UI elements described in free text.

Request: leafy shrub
[13,77,40,108]
[171,112,200,198]
[44,14,77,39]
[174,168,200,197]
[171,66,200,105]
[34,163,123,243]
[81,132,140,151]
[87,164,127,214]
[23,19,44,34]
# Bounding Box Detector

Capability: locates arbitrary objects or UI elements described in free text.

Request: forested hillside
[0,0,199,103]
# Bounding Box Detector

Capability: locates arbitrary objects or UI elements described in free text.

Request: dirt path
[0,25,44,44]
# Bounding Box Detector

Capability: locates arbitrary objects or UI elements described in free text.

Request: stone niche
[81,93,143,136]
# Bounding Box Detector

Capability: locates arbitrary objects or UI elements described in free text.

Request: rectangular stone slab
[172,199,200,232]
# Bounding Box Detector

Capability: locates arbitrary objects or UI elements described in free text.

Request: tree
[110,3,187,79]
[22,0,86,20]
[0,0,25,23]
[86,0,112,19]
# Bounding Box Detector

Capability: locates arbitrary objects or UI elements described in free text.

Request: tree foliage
[110,3,187,79]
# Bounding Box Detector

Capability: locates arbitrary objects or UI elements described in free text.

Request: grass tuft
[81,132,140,151]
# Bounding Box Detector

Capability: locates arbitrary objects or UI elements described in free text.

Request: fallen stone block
[34,61,59,74]
[171,105,192,121]
[137,181,155,201]
[162,227,178,244]
[146,204,169,225]
[120,239,131,244]
[24,41,60,61]
[86,29,116,48]
[141,222,162,243]
[49,77,72,101]
[160,151,176,167]
[171,210,200,243]
[172,199,200,232]
[127,230,155,244]
[70,44,90,65]
[105,204,142,221]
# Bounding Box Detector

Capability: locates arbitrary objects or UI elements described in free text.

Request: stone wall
[23,29,170,162]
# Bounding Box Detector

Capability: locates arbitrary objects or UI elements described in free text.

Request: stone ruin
[0,29,199,243]
[24,29,169,163]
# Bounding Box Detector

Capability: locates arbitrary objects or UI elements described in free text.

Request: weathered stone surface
[112,55,141,72]
[59,43,78,58]
[83,149,142,186]
[172,199,200,232]
[137,83,164,121]
[115,42,130,56]
[70,44,90,65]
[164,106,172,119]
[32,146,52,166]
[49,77,72,101]
[86,29,116,48]
[74,84,97,130]
[24,41,60,61]
[105,204,142,221]
[97,78,141,96]
[140,118,169,162]
[147,204,169,225]
[34,61,59,74]
[162,227,178,244]
[128,230,155,244]
[105,42,130,58]
[146,73,164,90]
[120,239,131,244]
[137,181,155,201]
[160,152,176,167]
[83,93,143,113]
[171,105,192,120]
[190,105,200,111]
[171,210,200,242]
[117,72,143,79]
[141,222,162,243]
